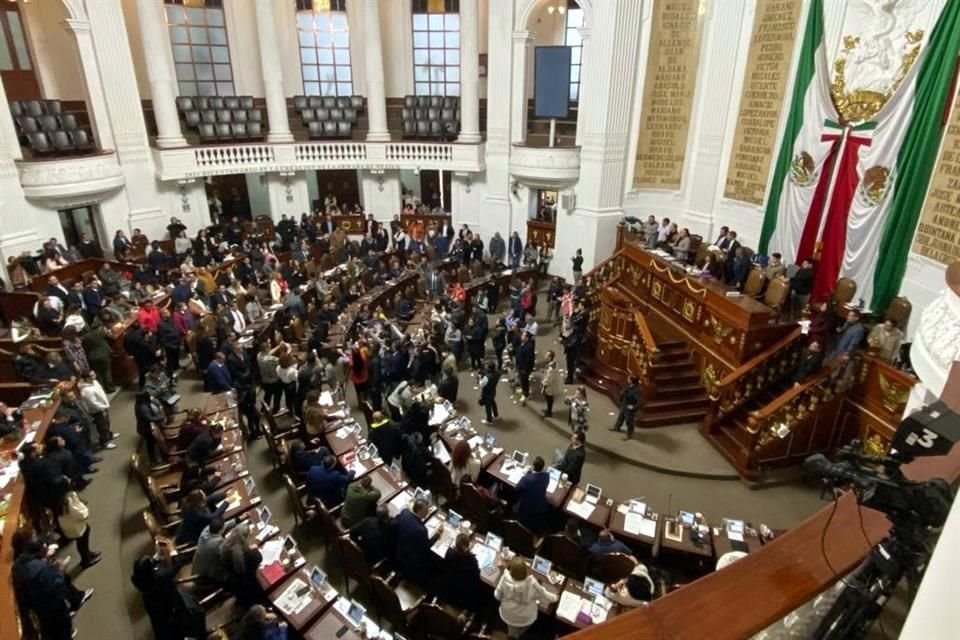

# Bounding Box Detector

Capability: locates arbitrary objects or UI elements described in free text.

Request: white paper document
[431,441,451,464]
[259,538,284,566]
[471,542,497,569]
[275,579,312,616]
[546,477,559,494]
[429,404,450,426]
[319,391,334,406]
[389,491,411,513]
[556,591,583,622]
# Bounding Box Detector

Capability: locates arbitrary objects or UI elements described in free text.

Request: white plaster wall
[360,171,402,221]
[246,173,270,217]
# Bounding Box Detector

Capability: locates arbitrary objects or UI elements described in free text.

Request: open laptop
[532,555,552,576]
[484,532,503,551]
[679,511,695,526]
[584,483,602,505]
[446,510,463,528]
[347,601,367,627]
[484,433,496,448]
[310,566,327,589]
[584,577,605,597]
[282,535,297,553]
[257,507,272,528]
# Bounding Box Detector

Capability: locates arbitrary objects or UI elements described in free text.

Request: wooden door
[0,6,40,100]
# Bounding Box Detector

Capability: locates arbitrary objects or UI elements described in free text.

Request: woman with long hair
[345,345,369,406]
[276,351,299,416]
[221,521,263,608]
[449,439,481,487]
[236,604,288,640]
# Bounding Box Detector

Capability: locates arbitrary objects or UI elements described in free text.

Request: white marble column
[510,31,533,145]
[363,0,390,142]
[457,0,481,143]
[254,0,293,143]
[134,0,186,148]
[63,18,115,151]
[573,27,591,149]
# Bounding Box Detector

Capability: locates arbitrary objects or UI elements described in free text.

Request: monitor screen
[585,484,602,501]
[283,535,296,552]
[390,460,403,478]
[549,468,561,481]
[446,510,463,528]
[244,476,256,494]
[347,601,366,625]
[258,507,271,526]
[484,433,496,448]
[584,577,604,597]
[511,450,526,465]
[532,555,552,576]
[679,511,695,526]
[726,519,744,534]
[413,487,428,503]
[310,566,326,588]
[485,532,503,551]
[367,444,378,460]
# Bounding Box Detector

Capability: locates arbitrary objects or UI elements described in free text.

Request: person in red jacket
[342,344,369,406]
[136,299,161,332]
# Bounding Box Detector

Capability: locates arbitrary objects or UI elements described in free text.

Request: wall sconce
[546,4,566,14]
[511,181,520,198]
[177,178,195,213]
[370,169,386,192]
[278,171,296,203]
[455,171,472,194]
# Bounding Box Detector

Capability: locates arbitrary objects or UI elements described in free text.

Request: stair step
[653,350,691,364]
[636,407,707,428]
[656,382,706,399]
[650,361,696,374]
[646,394,709,411]
[655,371,702,385]
[704,429,747,468]
[657,341,689,351]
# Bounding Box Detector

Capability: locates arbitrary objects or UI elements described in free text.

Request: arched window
[412,0,460,97]
[165,0,234,97]
[296,0,352,97]
[564,3,583,101]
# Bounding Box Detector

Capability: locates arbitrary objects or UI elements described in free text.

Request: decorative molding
[509,144,581,189]
[153,141,485,181]
[61,0,87,21]
[16,152,125,202]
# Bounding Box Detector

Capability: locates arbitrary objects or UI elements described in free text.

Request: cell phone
[295,584,311,598]
[335,625,349,638]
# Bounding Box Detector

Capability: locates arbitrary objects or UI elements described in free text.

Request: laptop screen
[446,510,463,528]
[585,484,602,500]
[347,602,366,625]
[310,566,326,588]
[258,507,271,526]
[512,450,526,465]
[584,577,604,597]
[282,535,297,552]
[532,556,552,575]
[679,511,695,526]
[484,433,496,448]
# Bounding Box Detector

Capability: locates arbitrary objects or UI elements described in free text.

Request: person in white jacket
[78,370,117,450]
[494,556,558,638]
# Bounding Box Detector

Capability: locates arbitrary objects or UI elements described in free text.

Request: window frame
[563,5,584,102]
[165,2,235,97]
[296,4,353,97]
[411,4,460,97]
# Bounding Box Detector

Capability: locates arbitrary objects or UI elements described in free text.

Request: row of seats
[401,95,461,139]
[198,121,264,142]
[292,95,364,140]
[9,100,95,155]
[175,95,265,143]
[175,95,256,112]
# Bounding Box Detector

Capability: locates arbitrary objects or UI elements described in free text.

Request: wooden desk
[269,568,336,631]
[303,602,377,640]
[563,491,613,530]
[479,555,565,614]
[485,452,573,509]
[257,544,306,592]
[219,477,261,521]
[608,505,661,557]
[367,465,407,506]
[711,526,763,558]
[657,517,714,561]
[556,580,620,630]
[438,423,502,470]
[325,424,362,456]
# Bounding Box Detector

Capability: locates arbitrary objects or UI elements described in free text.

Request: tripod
[813,522,933,640]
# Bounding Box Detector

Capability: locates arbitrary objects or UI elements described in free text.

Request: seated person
[588,529,635,560]
[340,475,381,529]
[33,352,73,385]
[306,455,354,509]
[791,340,825,386]
[604,562,655,607]
[867,319,904,363]
[186,422,224,465]
[176,409,207,451]
[350,504,394,564]
[288,439,331,475]
[174,489,228,546]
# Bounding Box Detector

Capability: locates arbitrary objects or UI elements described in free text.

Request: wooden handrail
[748,354,844,423]
[715,326,803,388]
[632,310,658,355]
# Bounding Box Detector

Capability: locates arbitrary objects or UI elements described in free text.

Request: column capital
[63,18,91,35]
[512,30,534,44]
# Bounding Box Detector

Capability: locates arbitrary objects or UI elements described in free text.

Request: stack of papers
[334,427,350,440]
[624,513,657,538]
[429,404,451,426]
[500,462,526,485]
[319,391,334,406]
[388,491,411,514]
[260,538,284,566]
[275,579,313,616]
[556,591,583,622]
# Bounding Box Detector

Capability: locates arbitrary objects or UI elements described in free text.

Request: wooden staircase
[638,340,710,428]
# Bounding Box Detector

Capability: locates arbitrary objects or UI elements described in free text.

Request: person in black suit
[77,234,102,259]
[391,499,433,584]
[731,247,751,291]
[350,505,394,564]
[713,226,730,249]
[514,331,535,405]
[205,353,233,393]
[723,231,742,282]
[611,376,643,440]
[320,214,336,236]
[554,431,586,485]
[46,276,70,303]
[479,362,501,424]
[515,456,550,534]
[441,533,484,610]
[368,412,402,465]
[791,340,825,386]
[82,282,105,318]
[113,230,131,260]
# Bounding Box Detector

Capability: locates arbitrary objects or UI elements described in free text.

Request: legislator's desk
[269,567,337,631]
[479,554,565,614]
[608,503,661,557]
[563,490,613,530]
[257,542,306,592]
[556,579,621,630]
[485,452,574,509]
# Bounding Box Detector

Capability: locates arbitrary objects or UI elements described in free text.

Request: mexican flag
[758,0,960,311]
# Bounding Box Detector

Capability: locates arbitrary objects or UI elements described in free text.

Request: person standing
[571,248,584,283]
[55,483,102,569]
[564,385,590,432]
[494,556,558,639]
[514,332,535,406]
[156,309,181,379]
[610,375,643,440]
[488,232,506,265]
[78,371,117,450]
[12,532,88,640]
[82,321,116,393]
[554,431,586,485]
[540,350,562,418]
[508,232,523,269]
[257,342,284,414]
[515,456,550,534]
[479,362,501,425]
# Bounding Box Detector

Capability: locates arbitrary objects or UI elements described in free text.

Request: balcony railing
[153,140,484,180]
[509,144,581,188]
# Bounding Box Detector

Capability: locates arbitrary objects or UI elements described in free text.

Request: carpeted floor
[66,320,833,639]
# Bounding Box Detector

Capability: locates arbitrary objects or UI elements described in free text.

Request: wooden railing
[705,327,805,420]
